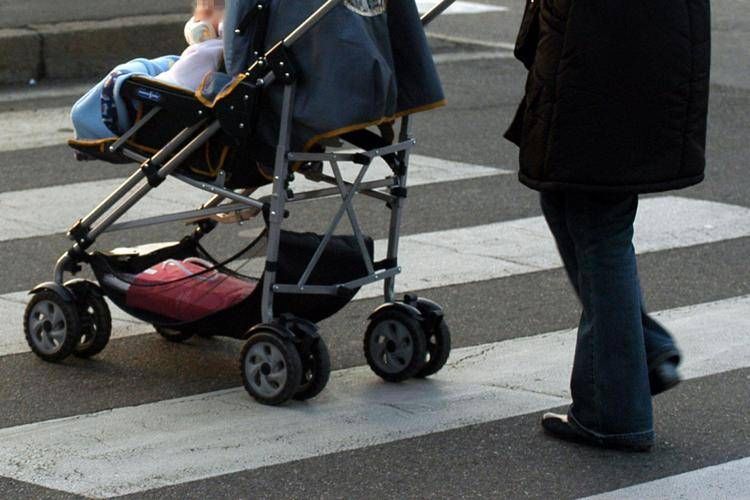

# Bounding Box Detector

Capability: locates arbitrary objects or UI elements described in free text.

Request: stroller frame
[28,0,457,405]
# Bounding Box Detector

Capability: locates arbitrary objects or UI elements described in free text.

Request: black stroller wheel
[241,331,302,405]
[415,319,451,378]
[66,281,112,359]
[155,327,195,343]
[294,336,331,402]
[364,310,427,383]
[24,289,83,362]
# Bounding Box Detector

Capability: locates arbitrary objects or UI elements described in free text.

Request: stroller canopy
[218,0,446,150]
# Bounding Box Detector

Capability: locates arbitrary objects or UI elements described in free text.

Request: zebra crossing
[583,458,750,499]
[0,90,749,498]
[1,296,748,497]
[1,195,749,357]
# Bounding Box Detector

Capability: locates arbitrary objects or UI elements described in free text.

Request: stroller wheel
[66,281,112,359]
[241,331,302,405]
[24,289,83,362]
[364,310,427,383]
[294,336,331,402]
[415,319,451,378]
[155,327,195,343]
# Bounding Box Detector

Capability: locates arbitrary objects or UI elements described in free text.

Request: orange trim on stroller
[194,73,249,108]
[301,99,447,153]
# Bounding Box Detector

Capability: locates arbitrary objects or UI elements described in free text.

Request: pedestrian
[505,0,712,451]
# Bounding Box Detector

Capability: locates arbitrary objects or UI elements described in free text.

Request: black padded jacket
[505,0,711,193]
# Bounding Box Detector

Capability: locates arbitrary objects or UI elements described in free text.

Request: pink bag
[126,258,256,322]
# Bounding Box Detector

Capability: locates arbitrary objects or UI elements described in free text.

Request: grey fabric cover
[221,0,445,150]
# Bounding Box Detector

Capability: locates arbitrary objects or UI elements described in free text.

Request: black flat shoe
[541,413,653,452]
[650,360,682,396]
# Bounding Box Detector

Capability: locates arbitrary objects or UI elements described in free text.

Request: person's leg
[563,193,654,448]
[544,191,681,395]
[540,192,581,293]
[638,287,681,367]
[541,193,594,407]
[639,289,682,394]
[541,192,605,445]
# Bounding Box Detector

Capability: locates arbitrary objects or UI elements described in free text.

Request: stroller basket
[90,230,374,339]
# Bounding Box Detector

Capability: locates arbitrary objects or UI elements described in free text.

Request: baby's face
[195,0,225,31]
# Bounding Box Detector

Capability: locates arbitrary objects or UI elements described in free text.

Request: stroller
[23,0,456,405]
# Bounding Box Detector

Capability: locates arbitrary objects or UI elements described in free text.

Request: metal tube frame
[384,116,411,303]
[421,0,459,27]
[261,83,297,324]
[108,106,162,153]
[104,202,252,233]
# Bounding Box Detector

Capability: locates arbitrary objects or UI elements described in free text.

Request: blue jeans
[540,192,679,447]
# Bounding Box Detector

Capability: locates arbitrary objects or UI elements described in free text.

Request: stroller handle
[421,0,458,27]
[283,0,458,48]
[284,0,344,47]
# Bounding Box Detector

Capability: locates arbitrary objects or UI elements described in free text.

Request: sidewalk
[0,0,195,83]
[1,13,188,84]
[0,0,516,85]
[0,0,188,28]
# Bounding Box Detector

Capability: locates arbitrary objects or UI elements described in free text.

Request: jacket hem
[518,172,705,194]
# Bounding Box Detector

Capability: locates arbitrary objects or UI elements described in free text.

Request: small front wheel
[67,281,112,359]
[364,310,427,383]
[415,319,451,378]
[24,289,83,362]
[294,336,331,402]
[241,331,302,405]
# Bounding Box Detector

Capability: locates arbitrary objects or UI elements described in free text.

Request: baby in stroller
[71,1,227,143]
[156,0,226,91]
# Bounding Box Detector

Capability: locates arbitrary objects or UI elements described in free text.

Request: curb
[0,29,42,84]
[1,14,186,85]
[0,13,507,86]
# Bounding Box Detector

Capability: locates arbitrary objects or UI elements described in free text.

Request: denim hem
[568,408,655,446]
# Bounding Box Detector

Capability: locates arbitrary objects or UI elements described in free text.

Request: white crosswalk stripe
[0,155,508,241]
[1,196,749,356]
[0,296,748,497]
[416,0,508,15]
[583,457,750,499]
[0,107,73,153]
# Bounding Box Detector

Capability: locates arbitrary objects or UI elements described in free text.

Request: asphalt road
[0,1,749,499]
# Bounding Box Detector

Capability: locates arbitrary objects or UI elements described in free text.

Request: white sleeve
[155,39,224,91]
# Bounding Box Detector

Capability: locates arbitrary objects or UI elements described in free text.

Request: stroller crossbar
[103,202,254,234]
[108,106,163,153]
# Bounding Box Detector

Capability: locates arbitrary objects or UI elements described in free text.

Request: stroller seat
[69,74,275,189]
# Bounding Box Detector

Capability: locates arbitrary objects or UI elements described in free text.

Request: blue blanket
[71,56,178,141]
